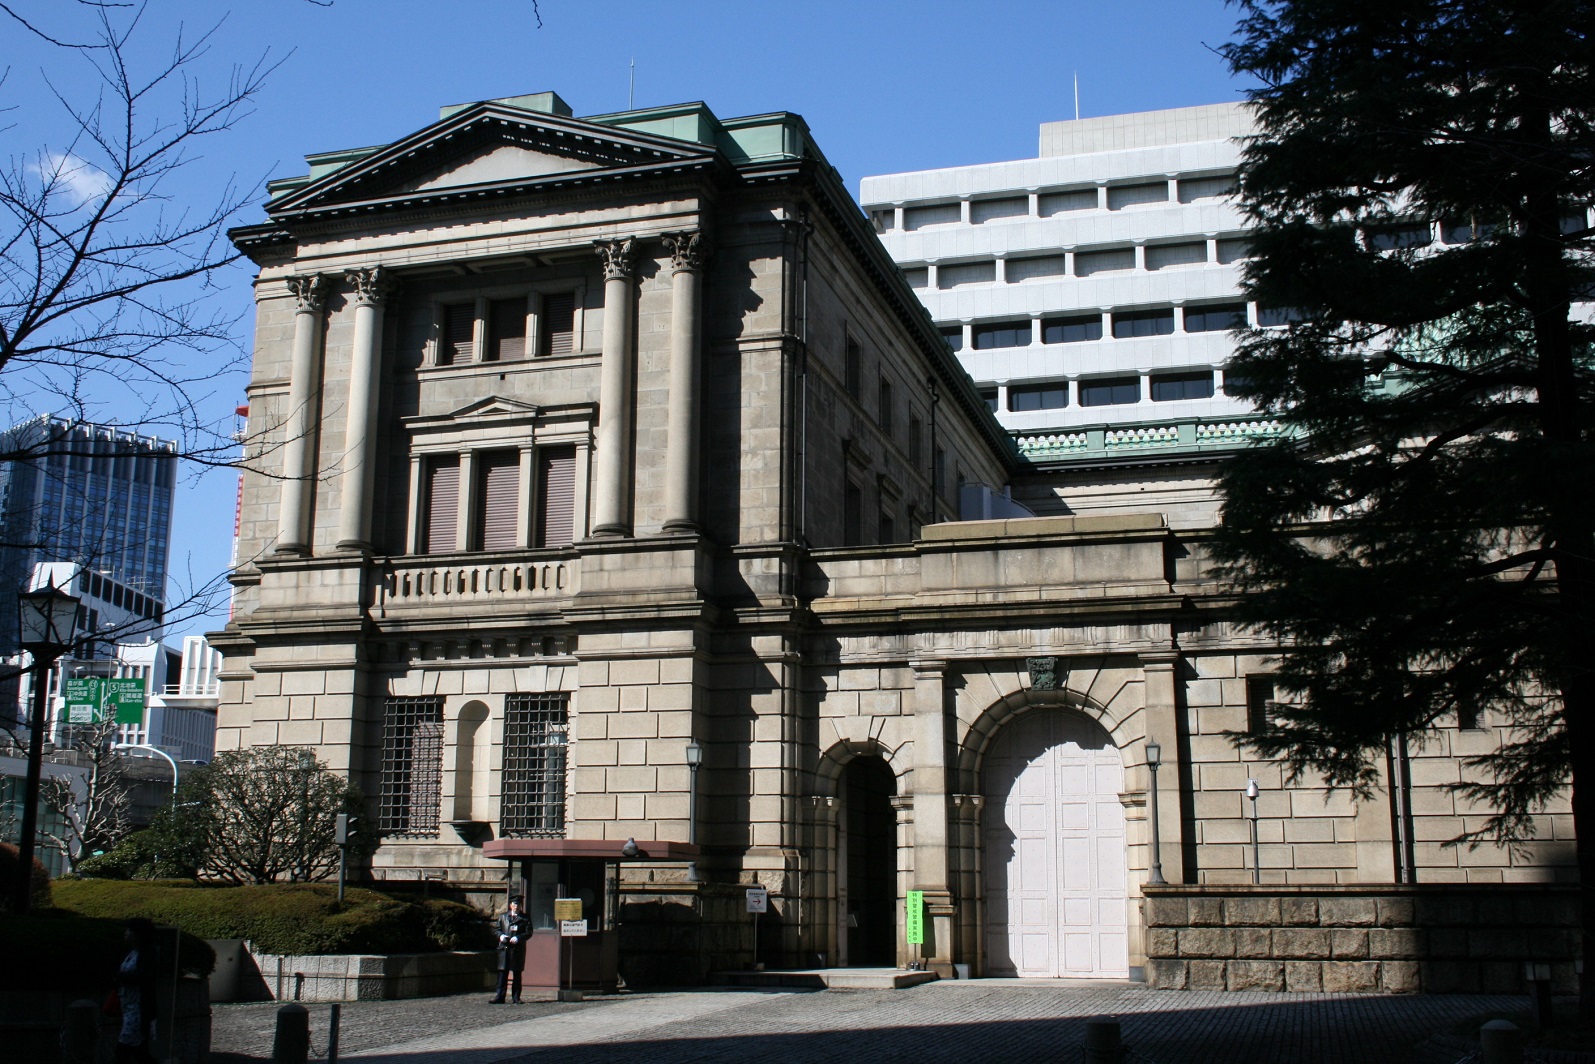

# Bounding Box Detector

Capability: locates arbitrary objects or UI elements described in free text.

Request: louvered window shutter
[540,293,575,356]
[536,446,577,548]
[476,451,520,552]
[488,298,526,362]
[441,303,474,364]
[424,457,460,554]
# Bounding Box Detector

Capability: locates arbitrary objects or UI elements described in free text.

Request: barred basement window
[1246,675,1279,733]
[379,696,445,836]
[501,693,569,837]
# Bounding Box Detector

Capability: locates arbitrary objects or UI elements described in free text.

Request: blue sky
[3,0,1249,638]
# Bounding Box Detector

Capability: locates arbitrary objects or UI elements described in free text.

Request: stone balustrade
[1016,415,1285,462]
[376,551,579,613]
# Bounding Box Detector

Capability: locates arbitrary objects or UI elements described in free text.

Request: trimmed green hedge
[0,908,215,993]
[51,879,492,955]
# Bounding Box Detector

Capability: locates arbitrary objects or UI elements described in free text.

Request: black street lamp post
[685,739,703,882]
[1145,740,1167,886]
[13,577,81,913]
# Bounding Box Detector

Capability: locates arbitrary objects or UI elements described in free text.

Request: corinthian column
[335,266,394,552]
[661,231,705,533]
[591,238,637,537]
[276,275,326,554]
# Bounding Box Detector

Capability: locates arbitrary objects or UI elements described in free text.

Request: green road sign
[906,890,925,945]
[64,677,102,723]
[105,677,146,725]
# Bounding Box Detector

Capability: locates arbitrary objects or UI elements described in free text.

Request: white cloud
[33,151,114,205]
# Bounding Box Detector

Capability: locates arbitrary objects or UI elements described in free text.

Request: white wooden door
[982,710,1128,977]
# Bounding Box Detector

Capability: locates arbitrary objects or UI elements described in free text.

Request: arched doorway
[982,708,1127,977]
[839,755,897,966]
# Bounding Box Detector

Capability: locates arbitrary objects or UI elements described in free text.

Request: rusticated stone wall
[1143,884,1580,994]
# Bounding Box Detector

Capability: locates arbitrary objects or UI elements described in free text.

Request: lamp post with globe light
[13,576,82,912]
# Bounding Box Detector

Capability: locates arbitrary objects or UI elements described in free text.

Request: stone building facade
[216,91,1577,989]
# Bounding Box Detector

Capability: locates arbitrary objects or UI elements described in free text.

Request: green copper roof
[268,90,826,203]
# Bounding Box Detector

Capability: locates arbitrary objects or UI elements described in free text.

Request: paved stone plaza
[208,982,1548,1063]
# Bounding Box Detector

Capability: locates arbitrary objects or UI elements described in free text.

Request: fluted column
[276,275,326,554]
[335,266,394,552]
[591,238,637,537]
[661,231,705,532]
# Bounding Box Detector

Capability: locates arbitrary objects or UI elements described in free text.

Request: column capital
[595,237,637,281]
[345,265,395,307]
[910,659,947,679]
[1139,651,1181,670]
[287,274,327,313]
[662,230,707,273]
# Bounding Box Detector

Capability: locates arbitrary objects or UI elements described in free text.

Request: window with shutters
[474,450,520,551]
[487,298,527,361]
[540,292,576,356]
[379,696,444,837]
[501,693,568,837]
[424,456,460,554]
[536,445,577,548]
[439,302,474,365]
[843,482,862,546]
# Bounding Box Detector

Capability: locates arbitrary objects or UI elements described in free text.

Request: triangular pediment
[402,144,603,192]
[403,395,540,431]
[270,103,715,215]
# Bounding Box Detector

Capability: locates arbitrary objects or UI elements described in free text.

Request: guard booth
[482,838,699,993]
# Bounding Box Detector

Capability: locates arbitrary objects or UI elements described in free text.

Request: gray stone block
[1188,960,1227,990]
[1226,960,1284,992]
[1144,895,1188,928]
[1376,896,1415,927]
[1368,928,1422,960]
[1380,961,1421,993]
[1272,928,1331,959]
[1177,928,1235,958]
[1320,961,1379,992]
[1223,897,1281,927]
[1189,898,1225,927]
[1284,961,1322,992]
[1280,898,1319,926]
[1318,897,1377,927]
[1148,958,1188,990]
[1330,929,1369,959]
[1233,928,1273,959]
[1146,928,1179,958]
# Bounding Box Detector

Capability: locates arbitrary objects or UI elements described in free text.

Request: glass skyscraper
[0,415,176,655]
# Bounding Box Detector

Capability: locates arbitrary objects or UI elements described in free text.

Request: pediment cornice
[268,103,719,218]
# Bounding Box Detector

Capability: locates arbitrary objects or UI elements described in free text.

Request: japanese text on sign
[745,886,768,914]
[906,890,925,945]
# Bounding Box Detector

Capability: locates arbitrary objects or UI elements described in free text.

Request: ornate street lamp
[13,576,82,912]
[684,739,703,882]
[1145,740,1167,886]
[1245,778,1262,885]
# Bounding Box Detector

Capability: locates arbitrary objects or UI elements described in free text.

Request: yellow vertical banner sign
[905,890,925,945]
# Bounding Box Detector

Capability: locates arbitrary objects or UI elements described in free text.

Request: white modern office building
[860,103,1277,469]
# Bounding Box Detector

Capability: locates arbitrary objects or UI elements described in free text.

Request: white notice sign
[560,919,588,937]
[745,886,768,914]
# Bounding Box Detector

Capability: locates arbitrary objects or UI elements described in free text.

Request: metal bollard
[273,1003,310,1064]
[328,1002,341,1064]
[61,999,100,1064]
[1083,1015,1123,1064]
[1480,1019,1523,1064]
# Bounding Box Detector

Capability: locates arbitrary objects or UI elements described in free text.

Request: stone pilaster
[276,274,326,554]
[591,237,637,537]
[911,660,956,976]
[335,266,394,552]
[661,231,704,533]
[1141,652,1188,884]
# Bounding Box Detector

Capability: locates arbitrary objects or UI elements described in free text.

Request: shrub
[0,908,215,992]
[51,879,489,955]
[0,840,51,910]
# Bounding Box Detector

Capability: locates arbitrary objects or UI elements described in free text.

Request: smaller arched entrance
[982,707,1128,978]
[838,754,897,966]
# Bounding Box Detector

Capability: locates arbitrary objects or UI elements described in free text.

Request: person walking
[114,917,160,1063]
[490,895,531,1004]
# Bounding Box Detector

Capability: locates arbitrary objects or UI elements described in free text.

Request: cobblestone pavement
[210,982,1534,1064]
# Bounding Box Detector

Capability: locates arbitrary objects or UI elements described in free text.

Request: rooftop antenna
[629,58,635,110]
[1074,71,1080,121]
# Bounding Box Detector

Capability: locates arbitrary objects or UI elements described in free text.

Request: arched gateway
[981,708,1128,977]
